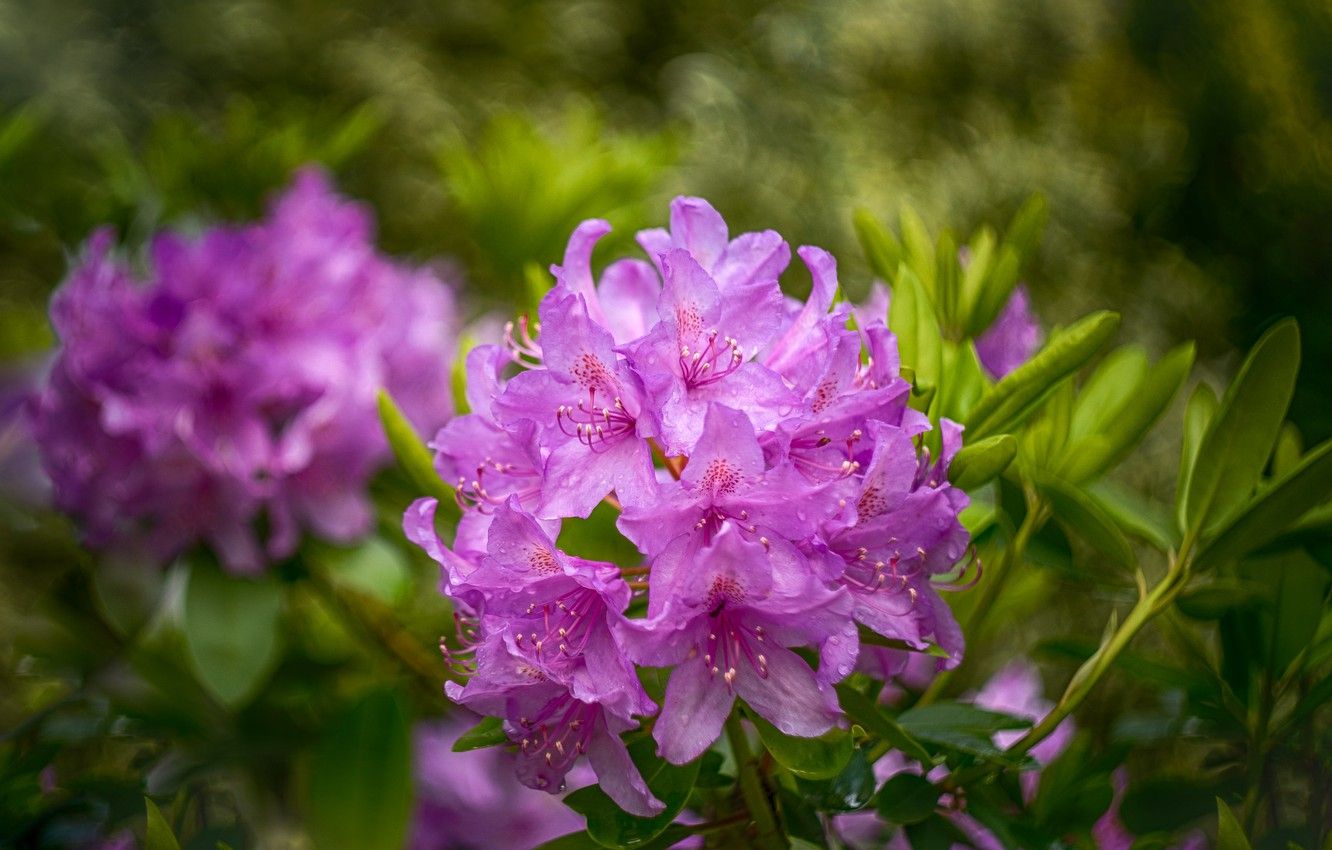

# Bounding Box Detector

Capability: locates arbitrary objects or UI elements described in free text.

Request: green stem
[917,498,1046,707]
[724,714,787,850]
[1007,547,1191,758]
[943,543,1194,792]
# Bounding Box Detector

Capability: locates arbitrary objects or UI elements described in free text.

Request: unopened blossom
[408,196,973,803]
[30,169,457,572]
[975,285,1041,380]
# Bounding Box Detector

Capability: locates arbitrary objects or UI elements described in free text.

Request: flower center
[517,693,599,790]
[512,586,603,659]
[701,609,769,689]
[678,330,743,389]
[556,391,637,451]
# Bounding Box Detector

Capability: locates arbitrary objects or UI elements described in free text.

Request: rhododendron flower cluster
[406,197,972,814]
[31,169,457,573]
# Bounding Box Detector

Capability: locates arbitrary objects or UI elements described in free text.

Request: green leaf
[307,689,414,850]
[533,832,608,850]
[1070,345,1149,441]
[934,340,989,423]
[899,202,936,296]
[854,208,903,283]
[331,536,410,605]
[564,737,700,848]
[776,786,827,846]
[889,264,943,394]
[795,747,876,812]
[451,715,507,752]
[1003,193,1049,263]
[1216,798,1253,850]
[1194,438,1332,570]
[1176,382,1219,531]
[1038,476,1136,571]
[958,226,996,332]
[183,560,282,707]
[1062,342,1194,483]
[377,389,459,520]
[835,684,934,764]
[1174,580,1270,620]
[896,702,1031,761]
[875,772,940,825]
[965,311,1121,441]
[966,246,1021,337]
[750,712,852,780]
[935,229,960,329]
[1087,481,1179,552]
[1183,320,1301,538]
[145,798,182,850]
[904,813,972,850]
[948,435,1017,491]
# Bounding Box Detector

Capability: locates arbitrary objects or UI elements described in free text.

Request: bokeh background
[2,1,1331,848]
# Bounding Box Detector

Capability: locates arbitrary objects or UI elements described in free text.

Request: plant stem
[942,543,1194,791]
[724,714,787,850]
[1007,546,1192,758]
[917,498,1046,707]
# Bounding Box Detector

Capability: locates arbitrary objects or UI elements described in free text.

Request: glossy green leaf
[854,208,904,283]
[776,786,827,846]
[1087,482,1179,552]
[377,389,459,520]
[889,264,943,394]
[1176,382,1219,531]
[564,737,700,848]
[1063,342,1194,483]
[1265,553,1330,674]
[904,814,971,850]
[948,434,1017,491]
[835,684,934,764]
[934,341,989,426]
[307,689,414,850]
[1195,438,1332,570]
[751,711,852,780]
[896,702,1031,761]
[1183,320,1301,538]
[965,311,1120,441]
[1039,476,1136,571]
[899,202,936,296]
[451,715,507,752]
[935,228,960,328]
[1216,798,1253,850]
[183,560,282,707]
[795,747,876,812]
[875,773,940,825]
[533,832,610,850]
[1070,345,1149,441]
[1273,422,1303,477]
[145,798,182,850]
[958,226,996,331]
